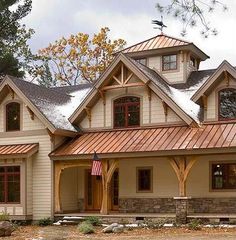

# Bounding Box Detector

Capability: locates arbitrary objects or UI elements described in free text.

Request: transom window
[137,167,152,192]
[114,96,140,128]
[162,54,177,71]
[219,88,236,120]
[6,102,21,131]
[0,166,20,203]
[212,163,236,190]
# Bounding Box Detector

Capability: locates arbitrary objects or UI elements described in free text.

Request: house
[0,34,236,224]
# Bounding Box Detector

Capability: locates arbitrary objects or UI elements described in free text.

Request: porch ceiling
[50,123,236,159]
[0,143,39,159]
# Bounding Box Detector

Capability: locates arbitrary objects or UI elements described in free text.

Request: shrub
[144,218,166,229]
[37,217,53,226]
[84,216,101,226]
[0,211,10,221]
[78,221,94,234]
[188,219,202,230]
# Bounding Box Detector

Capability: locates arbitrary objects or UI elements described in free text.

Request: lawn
[6,225,236,240]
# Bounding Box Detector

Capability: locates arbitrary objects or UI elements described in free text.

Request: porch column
[54,162,63,213]
[169,156,197,224]
[100,159,118,215]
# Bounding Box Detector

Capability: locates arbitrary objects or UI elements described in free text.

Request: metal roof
[122,34,190,53]
[51,123,236,158]
[0,143,39,157]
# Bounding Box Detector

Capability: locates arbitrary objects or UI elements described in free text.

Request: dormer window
[190,56,196,67]
[136,58,147,66]
[162,54,177,71]
[6,102,21,131]
[114,96,140,128]
[219,88,236,120]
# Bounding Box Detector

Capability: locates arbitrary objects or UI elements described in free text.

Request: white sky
[22,0,236,70]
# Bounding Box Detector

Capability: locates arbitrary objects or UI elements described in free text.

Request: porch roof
[50,123,236,159]
[0,143,39,159]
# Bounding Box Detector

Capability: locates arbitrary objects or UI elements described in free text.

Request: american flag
[91,151,102,176]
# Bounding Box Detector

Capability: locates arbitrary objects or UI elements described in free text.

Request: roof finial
[152,16,167,34]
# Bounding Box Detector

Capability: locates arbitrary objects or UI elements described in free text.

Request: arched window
[114,96,140,128]
[6,102,21,131]
[219,88,236,120]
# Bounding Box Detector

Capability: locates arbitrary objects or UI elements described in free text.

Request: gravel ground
[5,225,236,240]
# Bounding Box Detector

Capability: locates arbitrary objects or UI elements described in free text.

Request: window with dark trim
[190,56,196,67]
[0,166,20,203]
[114,96,140,128]
[212,163,236,190]
[6,102,21,131]
[162,54,177,71]
[219,88,236,120]
[137,167,152,192]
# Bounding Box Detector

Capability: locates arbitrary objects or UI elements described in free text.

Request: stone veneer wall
[188,198,236,214]
[119,198,175,213]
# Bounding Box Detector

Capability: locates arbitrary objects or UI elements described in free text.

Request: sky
[22,0,236,70]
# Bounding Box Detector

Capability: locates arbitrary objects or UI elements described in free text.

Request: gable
[192,61,236,103]
[0,92,46,132]
[70,54,199,128]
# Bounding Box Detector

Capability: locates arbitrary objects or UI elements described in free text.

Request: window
[219,88,236,120]
[162,54,177,71]
[212,163,236,190]
[114,96,140,128]
[0,166,20,203]
[137,167,152,192]
[6,102,21,131]
[136,58,147,66]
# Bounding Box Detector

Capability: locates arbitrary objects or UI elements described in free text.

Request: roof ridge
[160,33,191,44]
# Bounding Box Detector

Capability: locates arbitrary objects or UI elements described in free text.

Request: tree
[37,27,126,86]
[156,0,227,38]
[0,0,34,78]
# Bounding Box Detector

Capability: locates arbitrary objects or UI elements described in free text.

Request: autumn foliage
[37,27,126,85]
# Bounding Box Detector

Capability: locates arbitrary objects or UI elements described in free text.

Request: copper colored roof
[122,34,190,53]
[51,123,236,158]
[0,143,39,158]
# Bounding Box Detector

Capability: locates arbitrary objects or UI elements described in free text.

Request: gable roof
[0,76,92,135]
[192,60,236,102]
[121,34,209,60]
[69,53,200,126]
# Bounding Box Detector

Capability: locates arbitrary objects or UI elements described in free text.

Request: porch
[50,124,236,224]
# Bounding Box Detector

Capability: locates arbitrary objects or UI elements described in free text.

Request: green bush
[78,221,94,234]
[188,219,202,230]
[84,216,101,226]
[37,217,53,226]
[0,211,10,221]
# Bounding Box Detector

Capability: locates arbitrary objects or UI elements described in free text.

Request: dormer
[122,34,209,84]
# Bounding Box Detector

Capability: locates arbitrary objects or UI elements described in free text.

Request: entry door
[85,170,119,211]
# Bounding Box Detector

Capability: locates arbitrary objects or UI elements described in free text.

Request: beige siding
[26,157,33,215]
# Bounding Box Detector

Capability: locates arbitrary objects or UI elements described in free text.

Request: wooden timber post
[54,162,63,213]
[169,156,196,197]
[100,159,118,215]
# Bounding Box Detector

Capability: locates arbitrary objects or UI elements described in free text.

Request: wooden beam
[113,76,122,85]
[169,157,197,197]
[102,82,145,91]
[124,73,134,84]
[202,94,207,111]
[162,100,168,116]
[224,71,229,87]
[7,85,14,99]
[121,64,124,84]
[100,159,118,215]
[54,162,63,213]
[85,107,91,125]
[98,89,106,105]
[26,106,34,120]
[47,128,55,143]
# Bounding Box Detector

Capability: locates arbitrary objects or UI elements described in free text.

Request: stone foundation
[119,198,175,213]
[174,197,190,224]
[188,198,236,214]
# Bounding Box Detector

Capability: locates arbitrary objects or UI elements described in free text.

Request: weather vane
[152,16,167,34]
